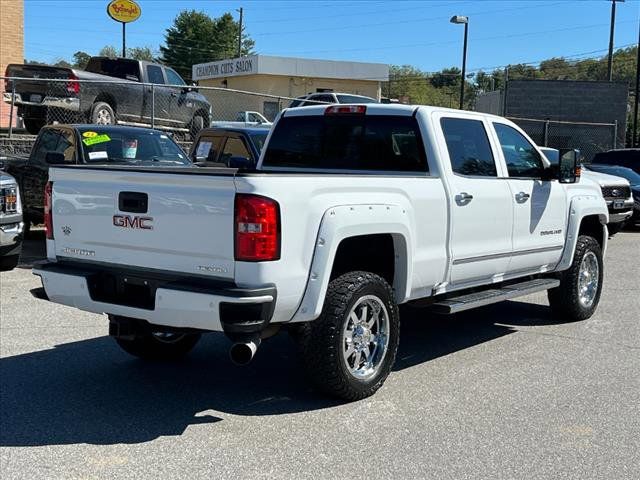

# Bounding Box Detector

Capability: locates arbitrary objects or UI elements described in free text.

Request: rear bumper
[3,92,80,111]
[33,261,276,333]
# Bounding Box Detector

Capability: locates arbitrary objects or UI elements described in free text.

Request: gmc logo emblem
[113,215,154,230]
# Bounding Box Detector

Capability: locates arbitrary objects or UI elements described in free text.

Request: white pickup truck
[34,104,609,400]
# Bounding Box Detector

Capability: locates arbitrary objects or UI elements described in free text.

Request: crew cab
[4,57,211,137]
[2,124,189,233]
[33,105,609,400]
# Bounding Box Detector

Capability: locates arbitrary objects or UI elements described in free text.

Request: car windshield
[79,128,190,166]
[588,165,640,185]
[249,132,269,152]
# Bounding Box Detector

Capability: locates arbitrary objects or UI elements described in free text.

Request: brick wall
[0,0,25,128]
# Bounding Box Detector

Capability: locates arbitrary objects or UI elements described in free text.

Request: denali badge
[113,215,154,230]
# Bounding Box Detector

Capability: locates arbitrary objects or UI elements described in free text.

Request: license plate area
[87,272,156,310]
[30,94,42,103]
[613,200,625,209]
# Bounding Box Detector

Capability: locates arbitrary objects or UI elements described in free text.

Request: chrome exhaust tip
[229,338,261,365]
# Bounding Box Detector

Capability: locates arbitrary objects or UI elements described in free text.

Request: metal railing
[0,76,331,139]
[507,116,619,163]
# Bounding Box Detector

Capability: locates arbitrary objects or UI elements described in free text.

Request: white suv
[289,92,378,107]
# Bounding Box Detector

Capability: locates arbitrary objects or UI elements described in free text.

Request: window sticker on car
[83,134,111,146]
[196,141,213,158]
[88,151,108,160]
[82,131,98,138]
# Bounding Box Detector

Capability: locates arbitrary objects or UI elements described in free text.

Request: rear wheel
[90,102,115,125]
[114,325,201,361]
[298,271,400,401]
[548,235,603,321]
[24,118,45,135]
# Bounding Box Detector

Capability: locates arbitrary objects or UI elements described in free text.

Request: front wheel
[298,271,400,401]
[548,235,603,321]
[189,113,205,140]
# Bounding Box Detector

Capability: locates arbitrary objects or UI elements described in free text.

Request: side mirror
[228,156,253,169]
[45,151,66,165]
[558,148,580,183]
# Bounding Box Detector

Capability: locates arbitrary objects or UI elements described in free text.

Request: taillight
[66,73,80,95]
[325,105,367,115]
[44,181,53,240]
[235,194,280,261]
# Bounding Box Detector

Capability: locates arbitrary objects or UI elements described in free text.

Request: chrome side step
[429,278,560,314]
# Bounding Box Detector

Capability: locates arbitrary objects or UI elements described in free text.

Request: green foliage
[127,46,155,61]
[98,45,119,59]
[72,51,91,69]
[159,10,255,81]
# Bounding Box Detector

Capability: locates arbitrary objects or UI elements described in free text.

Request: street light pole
[607,0,624,81]
[633,17,639,146]
[450,15,469,110]
[237,7,244,58]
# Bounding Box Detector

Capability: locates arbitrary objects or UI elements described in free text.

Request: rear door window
[147,65,165,85]
[263,114,427,172]
[193,136,223,162]
[440,118,497,177]
[220,137,252,164]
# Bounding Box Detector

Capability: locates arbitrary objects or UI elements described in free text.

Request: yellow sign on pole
[107,0,141,24]
[106,0,141,58]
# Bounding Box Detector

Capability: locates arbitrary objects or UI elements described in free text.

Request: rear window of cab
[263,114,427,172]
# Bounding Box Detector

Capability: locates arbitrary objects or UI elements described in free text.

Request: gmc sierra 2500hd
[34,104,609,400]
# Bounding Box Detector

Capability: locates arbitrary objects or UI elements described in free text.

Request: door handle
[170,92,178,98]
[515,191,530,202]
[456,192,474,205]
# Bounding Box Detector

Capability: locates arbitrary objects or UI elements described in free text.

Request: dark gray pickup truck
[4,57,211,137]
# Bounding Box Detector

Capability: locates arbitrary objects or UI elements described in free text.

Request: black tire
[548,235,603,321]
[24,118,45,135]
[90,101,115,125]
[114,324,201,360]
[298,271,400,401]
[189,113,205,140]
[21,216,32,238]
[0,254,20,272]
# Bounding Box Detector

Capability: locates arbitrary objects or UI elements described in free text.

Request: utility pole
[607,0,624,81]
[633,17,639,146]
[237,7,244,58]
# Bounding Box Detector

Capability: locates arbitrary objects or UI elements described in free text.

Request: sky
[23,0,640,75]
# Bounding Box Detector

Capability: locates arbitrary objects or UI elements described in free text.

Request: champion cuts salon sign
[193,56,257,81]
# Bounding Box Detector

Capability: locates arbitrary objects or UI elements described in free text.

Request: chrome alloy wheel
[96,108,113,124]
[578,251,599,308]
[341,295,390,380]
[151,332,186,343]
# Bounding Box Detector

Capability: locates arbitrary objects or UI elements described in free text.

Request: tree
[159,10,255,81]
[127,46,155,61]
[72,51,91,69]
[99,45,119,59]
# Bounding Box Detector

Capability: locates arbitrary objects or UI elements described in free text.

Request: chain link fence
[1,76,326,140]
[507,117,618,163]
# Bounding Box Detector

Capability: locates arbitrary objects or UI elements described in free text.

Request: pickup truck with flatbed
[2,124,190,234]
[33,104,609,400]
[4,57,211,137]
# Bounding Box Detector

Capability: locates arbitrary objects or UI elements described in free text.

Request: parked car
[540,147,633,234]
[4,57,211,137]
[289,92,378,107]
[585,164,640,227]
[190,126,269,168]
[591,148,640,175]
[0,170,23,271]
[34,104,608,401]
[211,111,273,128]
[2,124,190,233]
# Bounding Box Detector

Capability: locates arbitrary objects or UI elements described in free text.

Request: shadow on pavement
[0,296,557,447]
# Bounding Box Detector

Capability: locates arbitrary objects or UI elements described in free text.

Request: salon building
[192,55,389,121]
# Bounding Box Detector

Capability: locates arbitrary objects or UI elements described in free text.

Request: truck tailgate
[49,167,237,280]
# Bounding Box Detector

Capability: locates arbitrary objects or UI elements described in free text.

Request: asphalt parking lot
[1,230,638,480]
